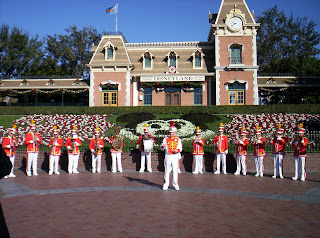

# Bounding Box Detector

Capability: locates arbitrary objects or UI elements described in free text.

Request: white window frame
[103,41,117,61]
[166,50,179,68]
[192,49,205,69]
[141,50,154,70]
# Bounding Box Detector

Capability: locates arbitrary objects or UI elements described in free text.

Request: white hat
[218,123,224,132]
[144,124,149,133]
[196,126,201,135]
[169,121,177,133]
[95,127,100,136]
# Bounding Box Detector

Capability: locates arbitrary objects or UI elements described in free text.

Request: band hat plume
[53,125,59,134]
[169,121,177,133]
[299,123,305,133]
[31,119,36,129]
[10,124,17,134]
[219,122,224,132]
[144,123,149,133]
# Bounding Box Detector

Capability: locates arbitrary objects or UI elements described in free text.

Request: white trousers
[193,155,203,173]
[294,156,306,180]
[9,156,15,175]
[68,154,79,173]
[236,155,247,174]
[216,153,226,173]
[92,154,101,172]
[273,154,284,177]
[27,153,38,174]
[254,156,264,176]
[140,151,152,172]
[111,152,122,172]
[49,155,60,173]
[163,154,179,189]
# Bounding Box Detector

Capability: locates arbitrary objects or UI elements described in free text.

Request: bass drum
[143,139,153,153]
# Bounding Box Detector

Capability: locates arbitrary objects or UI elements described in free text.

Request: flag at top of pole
[106,3,118,14]
[106,2,119,32]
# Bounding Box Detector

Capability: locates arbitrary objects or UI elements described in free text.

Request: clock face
[229,17,243,30]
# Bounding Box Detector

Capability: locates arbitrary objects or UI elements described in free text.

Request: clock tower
[209,0,260,105]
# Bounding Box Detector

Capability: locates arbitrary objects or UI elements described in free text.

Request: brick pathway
[0,169,320,238]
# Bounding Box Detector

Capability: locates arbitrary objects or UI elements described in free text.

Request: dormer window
[192,50,204,69]
[166,50,179,68]
[229,43,243,64]
[142,51,154,69]
[103,41,117,61]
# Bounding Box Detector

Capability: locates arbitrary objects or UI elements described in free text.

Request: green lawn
[0,115,23,128]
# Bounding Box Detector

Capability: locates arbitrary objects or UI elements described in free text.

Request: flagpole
[116,1,118,32]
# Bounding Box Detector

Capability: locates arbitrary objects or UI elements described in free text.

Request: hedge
[0,104,319,115]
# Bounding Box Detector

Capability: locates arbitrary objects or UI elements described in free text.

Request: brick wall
[13,151,320,173]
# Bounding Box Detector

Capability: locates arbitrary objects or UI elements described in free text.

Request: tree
[0,24,43,78]
[42,25,102,78]
[257,6,320,76]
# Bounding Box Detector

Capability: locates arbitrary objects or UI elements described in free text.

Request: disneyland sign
[140,75,205,82]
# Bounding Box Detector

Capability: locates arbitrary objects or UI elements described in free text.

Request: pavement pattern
[0,169,320,238]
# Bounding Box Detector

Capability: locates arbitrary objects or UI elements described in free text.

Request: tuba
[112,126,123,150]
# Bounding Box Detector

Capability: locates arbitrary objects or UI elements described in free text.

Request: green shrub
[180,113,221,130]
[116,112,156,128]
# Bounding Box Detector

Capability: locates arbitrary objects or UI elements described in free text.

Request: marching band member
[48,126,63,175]
[136,124,155,173]
[213,123,228,174]
[292,124,308,181]
[89,128,104,173]
[161,121,182,191]
[234,128,249,176]
[110,126,123,173]
[270,125,286,179]
[65,126,82,174]
[192,126,205,174]
[251,126,266,177]
[24,120,41,176]
[2,125,18,178]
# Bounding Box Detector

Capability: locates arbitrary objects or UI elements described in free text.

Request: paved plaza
[0,169,319,238]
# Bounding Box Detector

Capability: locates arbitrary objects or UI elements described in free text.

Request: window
[194,87,203,105]
[229,43,243,64]
[192,50,204,68]
[167,51,179,68]
[143,87,152,105]
[228,82,245,105]
[107,47,114,60]
[142,51,153,69]
[102,92,118,106]
[103,41,116,61]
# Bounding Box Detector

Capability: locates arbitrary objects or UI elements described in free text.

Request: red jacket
[65,137,81,155]
[292,137,308,157]
[2,136,18,156]
[136,134,155,152]
[235,138,249,156]
[24,132,41,153]
[252,137,266,156]
[270,136,286,154]
[49,137,64,156]
[89,138,104,155]
[192,138,205,155]
[213,135,228,154]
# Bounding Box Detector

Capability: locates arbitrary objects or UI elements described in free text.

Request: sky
[1,0,320,44]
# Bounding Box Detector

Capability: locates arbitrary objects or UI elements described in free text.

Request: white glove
[67,146,72,150]
[55,142,59,146]
[301,139,304,143]
[29,140,34,143]
[225,149,228,155]
[7,145,11,148]
[277,137,282,140]
[99,145,103,148]
[75,142,79,146]
[91,149,94,152]
[257,140,261,143]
